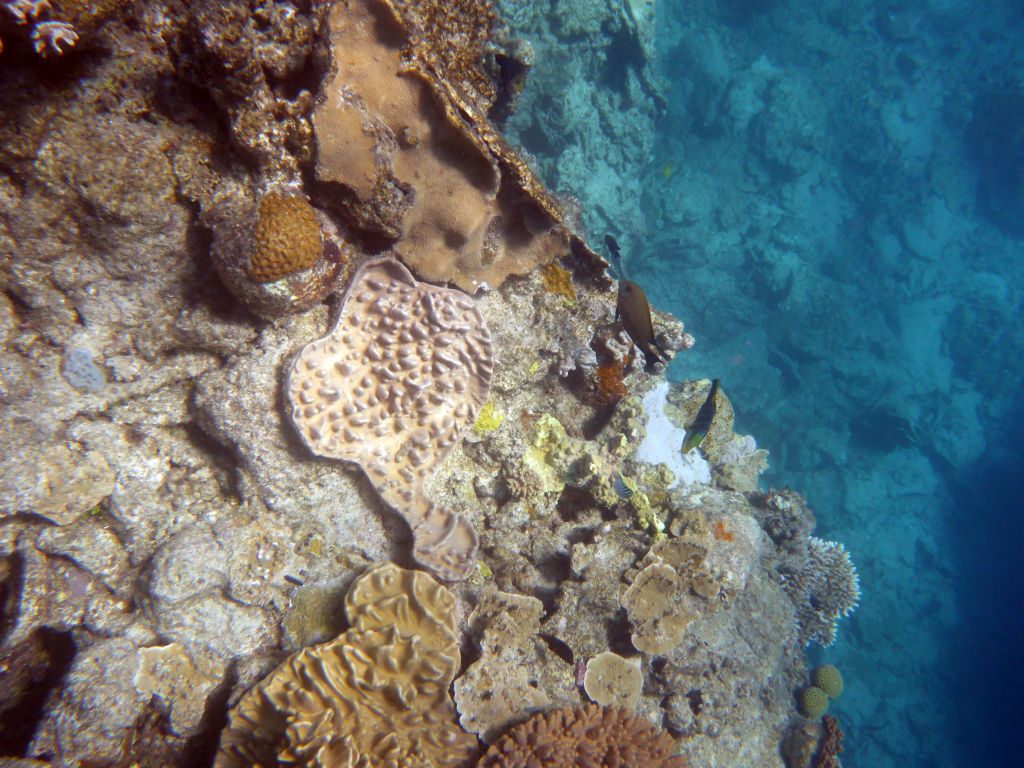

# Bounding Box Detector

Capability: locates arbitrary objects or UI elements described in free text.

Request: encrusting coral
[286,257,493,581]
[583,651,644,710]
[312,0,607,292]
[215,562,477,768]
[476,703,687,768]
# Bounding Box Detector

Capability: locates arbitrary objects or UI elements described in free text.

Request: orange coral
[712,520,734,542]
[541,262,577,304]
[595,359,629,405]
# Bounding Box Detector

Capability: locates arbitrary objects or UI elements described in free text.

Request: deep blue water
[501,1,1024,765]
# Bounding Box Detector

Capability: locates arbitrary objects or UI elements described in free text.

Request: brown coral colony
[249,192,323,282]
[478,703,687,768]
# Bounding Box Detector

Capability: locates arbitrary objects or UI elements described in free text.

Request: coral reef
[477,703,687,768]
[0,0,865,765]
[286,257,492,581]
[454,587,576,742]
[216,562,476,768]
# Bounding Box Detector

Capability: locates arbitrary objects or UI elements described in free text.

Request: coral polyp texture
[477,703,687,768]
[215,562,477,768]
[313,0,606,292]
[249,192,323,282]
[286,257,493,580]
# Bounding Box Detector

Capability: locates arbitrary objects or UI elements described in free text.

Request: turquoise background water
[498,1,1024,765]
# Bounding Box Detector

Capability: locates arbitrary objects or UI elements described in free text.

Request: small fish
[682,379,720,453]
[604,234,622,264]
[616,279,667,368]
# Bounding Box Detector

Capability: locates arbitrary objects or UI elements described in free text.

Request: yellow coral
[541,262,578,305]
[473,401,506,435]
[249,193,322,282]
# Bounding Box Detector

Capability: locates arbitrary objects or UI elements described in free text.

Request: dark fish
[605,234,621,263]
[682,379,720,453]
[616,279,666,368]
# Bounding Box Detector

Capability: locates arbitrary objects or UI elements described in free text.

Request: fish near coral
[682,378,720,453]
[616,279,667,369]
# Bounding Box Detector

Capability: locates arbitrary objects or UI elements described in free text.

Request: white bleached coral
[286,257,493,581]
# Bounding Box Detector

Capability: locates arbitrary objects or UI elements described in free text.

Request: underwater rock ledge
[0,1,856,767]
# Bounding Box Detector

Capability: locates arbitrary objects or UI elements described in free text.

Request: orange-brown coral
[712,520,735,542]
[477,703,686,768]
[215,563,477,768]
[815,715,844,768]
[249,192,322,282]
[594,358,630,405]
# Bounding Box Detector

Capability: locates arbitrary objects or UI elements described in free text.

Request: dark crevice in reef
[539,633,574,666]
[0,628,76,757]
[179,661,238,768]
[605,612,635,657]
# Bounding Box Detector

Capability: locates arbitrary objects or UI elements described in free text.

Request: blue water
[500,1,1024,765]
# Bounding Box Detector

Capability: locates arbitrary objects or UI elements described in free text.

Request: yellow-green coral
[799,686,830,718]
[540,262,578,306]
[813,664,844,699]
[473,400,506,435]
[523,413,571,494]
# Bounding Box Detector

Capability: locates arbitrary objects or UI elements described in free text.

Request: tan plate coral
[286,257,492,581]
[313,0,608,292]
[215,562,477,767]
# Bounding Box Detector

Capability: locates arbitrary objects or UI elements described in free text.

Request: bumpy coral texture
[250,193,323,282]
[286,258,492,581]
[215,563,477,768]
[477,703,686,768]
[783,536,861,647]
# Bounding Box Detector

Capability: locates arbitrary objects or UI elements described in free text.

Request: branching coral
[477,703,686,768]
[286,258,492,581]
[815,715,844,768]
[215,563,477,768]
[783,536,861,647]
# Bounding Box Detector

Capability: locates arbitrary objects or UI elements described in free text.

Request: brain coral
[249,192,323,282]
[477,703,686,768]
[215,562,477,768]
[286,257,492,580]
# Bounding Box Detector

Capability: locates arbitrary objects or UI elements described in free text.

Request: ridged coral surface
[249,193,322,282]
[477,703,686,768]
[215,563,476,768]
